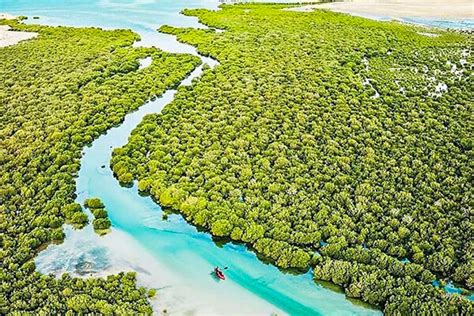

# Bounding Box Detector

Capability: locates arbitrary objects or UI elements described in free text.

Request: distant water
[322,11,474,30]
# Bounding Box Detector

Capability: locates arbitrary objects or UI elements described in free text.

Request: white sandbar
[288,0,474,20]
[0,24,37,47]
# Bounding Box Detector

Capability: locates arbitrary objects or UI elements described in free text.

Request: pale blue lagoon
[1,1,463,315]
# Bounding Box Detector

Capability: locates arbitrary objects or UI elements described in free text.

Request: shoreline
[288,0,474,29]
[0,13,16,20]
[35,224,286,316]
[0,14,38,47]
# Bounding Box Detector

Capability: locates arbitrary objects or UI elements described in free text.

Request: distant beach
[0,13,16,20]
[290,0,474,22]
[0,14,37,47]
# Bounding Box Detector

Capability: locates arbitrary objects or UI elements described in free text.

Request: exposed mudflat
[0,24,37,47]
[288,0,474,20]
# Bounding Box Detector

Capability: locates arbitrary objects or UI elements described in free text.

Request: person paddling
[214,266,227,280]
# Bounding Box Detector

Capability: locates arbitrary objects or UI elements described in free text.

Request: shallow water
[138,56,153,69]
[7,0,469,314]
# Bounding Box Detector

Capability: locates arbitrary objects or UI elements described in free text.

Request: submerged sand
[289,0,474,20]
[35,225,284,316]
[0,14,38,48]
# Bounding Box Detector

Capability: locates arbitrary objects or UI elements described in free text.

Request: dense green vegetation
[0,19,200,313]
[111,4,473,314]
[85,198,111,235]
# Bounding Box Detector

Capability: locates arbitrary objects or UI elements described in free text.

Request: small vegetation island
[111,4,473,315]
[0,18,200,313]
[1,2,472,315]
[84,198,112,235]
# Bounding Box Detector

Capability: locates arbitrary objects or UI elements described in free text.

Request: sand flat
[35,224,286,316]
[0,25,37,47]
[289,0,474,19]
[0,13,16,20]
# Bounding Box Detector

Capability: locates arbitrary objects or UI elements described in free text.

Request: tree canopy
[85,198,111,235]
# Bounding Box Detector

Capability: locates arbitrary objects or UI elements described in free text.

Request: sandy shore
[0,13,38,48]
[289,0,474,20]
[0,25,37,47]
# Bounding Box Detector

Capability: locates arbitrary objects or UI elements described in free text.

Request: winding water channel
[1,1,386,314]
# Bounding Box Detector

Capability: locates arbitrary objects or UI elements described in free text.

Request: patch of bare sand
[0,25,37,47]
[287,0,474,20]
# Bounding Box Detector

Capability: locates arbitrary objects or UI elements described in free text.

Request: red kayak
[214,267,226,280]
